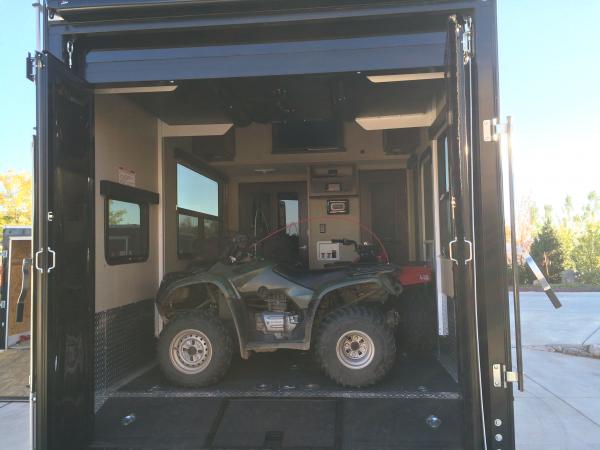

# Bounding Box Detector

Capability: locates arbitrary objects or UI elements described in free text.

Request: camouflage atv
[156,235,431,387]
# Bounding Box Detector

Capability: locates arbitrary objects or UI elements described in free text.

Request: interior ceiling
[127,73,444,126]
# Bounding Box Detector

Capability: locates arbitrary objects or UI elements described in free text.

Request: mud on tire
[314,305,396,387]
[157,312,233,387]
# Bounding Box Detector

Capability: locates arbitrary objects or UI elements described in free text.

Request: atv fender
[156,274,250,358]
[315,273,401,301]
[304,273,401,344]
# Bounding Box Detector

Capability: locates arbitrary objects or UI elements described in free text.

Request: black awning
[85,32,445,84]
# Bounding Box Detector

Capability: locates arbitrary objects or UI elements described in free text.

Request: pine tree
[557,196,577,270]
[530,218,565,283]
[571,192,600,284]
[572,222,600,284]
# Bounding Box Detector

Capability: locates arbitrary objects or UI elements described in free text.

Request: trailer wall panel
[94,94,159,312]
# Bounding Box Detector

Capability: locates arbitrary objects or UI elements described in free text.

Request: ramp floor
[108,351,460,400]
[91,397,463,449]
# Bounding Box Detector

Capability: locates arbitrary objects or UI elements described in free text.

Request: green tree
[529,203,541,235]
[557,196,577,270]
[108,208,127,225]
[0,171,32,243]
[570,192,600,284]
[581,191,600,224]
[572,222,600,284]
[530,218,565,283]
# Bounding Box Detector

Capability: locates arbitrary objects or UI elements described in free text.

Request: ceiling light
[162,123,234,137]
[253,168,277,174]
[95,85,178,94]
[367,72,444,83]
[355,112,435,130]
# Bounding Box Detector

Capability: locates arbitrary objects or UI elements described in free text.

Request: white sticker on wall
[118,167,136,187]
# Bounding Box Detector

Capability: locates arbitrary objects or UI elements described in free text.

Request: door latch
[492,364,519,389]
[26,52,36,82]
[462,17,473,64]
[483,118,510,143]
[66,40,74,68]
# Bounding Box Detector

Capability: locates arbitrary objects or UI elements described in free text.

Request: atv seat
[274,264,350,291]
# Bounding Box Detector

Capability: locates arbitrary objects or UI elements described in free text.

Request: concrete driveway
[0,291,598,450]
[0,402,29,450]
[513,291,600,450]
[0,348,30,398]
[516,291,600,346]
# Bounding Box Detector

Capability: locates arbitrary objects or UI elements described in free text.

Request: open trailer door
[437,15,489,450]
[32,51,95,450]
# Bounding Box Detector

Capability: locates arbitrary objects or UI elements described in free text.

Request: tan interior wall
[94,95,159,312]
[212,122,408,267]
[159,120,423,272]
[213,121,409,170]
[308,197,361,268]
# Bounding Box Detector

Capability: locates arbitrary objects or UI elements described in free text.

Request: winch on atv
[155,233,432,388]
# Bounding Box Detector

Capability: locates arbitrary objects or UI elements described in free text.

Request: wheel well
[161,283,223,319]
[314,282,387,328]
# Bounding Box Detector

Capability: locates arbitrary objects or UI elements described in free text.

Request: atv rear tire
[158,312,233,387]
[315,306,396,387]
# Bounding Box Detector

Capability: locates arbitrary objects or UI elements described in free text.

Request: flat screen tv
[272,119,344,153]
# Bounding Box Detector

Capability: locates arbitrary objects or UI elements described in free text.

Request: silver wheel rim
[336,330,375,370]
[170,329,212,374]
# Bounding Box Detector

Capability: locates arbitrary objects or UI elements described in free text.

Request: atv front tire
[158,312,233,387]
[315,306,396,387]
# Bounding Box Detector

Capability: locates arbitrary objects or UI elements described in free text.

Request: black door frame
[471,3,516,449]
[33,51,95,450]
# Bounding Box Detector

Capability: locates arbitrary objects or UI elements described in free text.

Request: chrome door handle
[34,249,44,273]
[34,247,56,273]
[449,239,473,265]
[47,248,56,273]
[464,239,473,264]
[448,238,458,264]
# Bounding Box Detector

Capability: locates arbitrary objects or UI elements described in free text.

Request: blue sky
[0,1,36,174]
[498,1,600,213]
[177,164,219,216]
[0,1,598,213]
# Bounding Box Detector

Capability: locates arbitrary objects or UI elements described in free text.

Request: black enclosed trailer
[0,226,32,352]
[30,1,517,449]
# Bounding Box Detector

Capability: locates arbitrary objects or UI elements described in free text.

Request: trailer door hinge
[482,118,508,142]
[462,17,473,64]
[66,40,74,68]
[493,363,519,388]
[26,52,35,82]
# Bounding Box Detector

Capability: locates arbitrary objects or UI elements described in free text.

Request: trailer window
[105,199,149,265]
[176,163,220,258]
